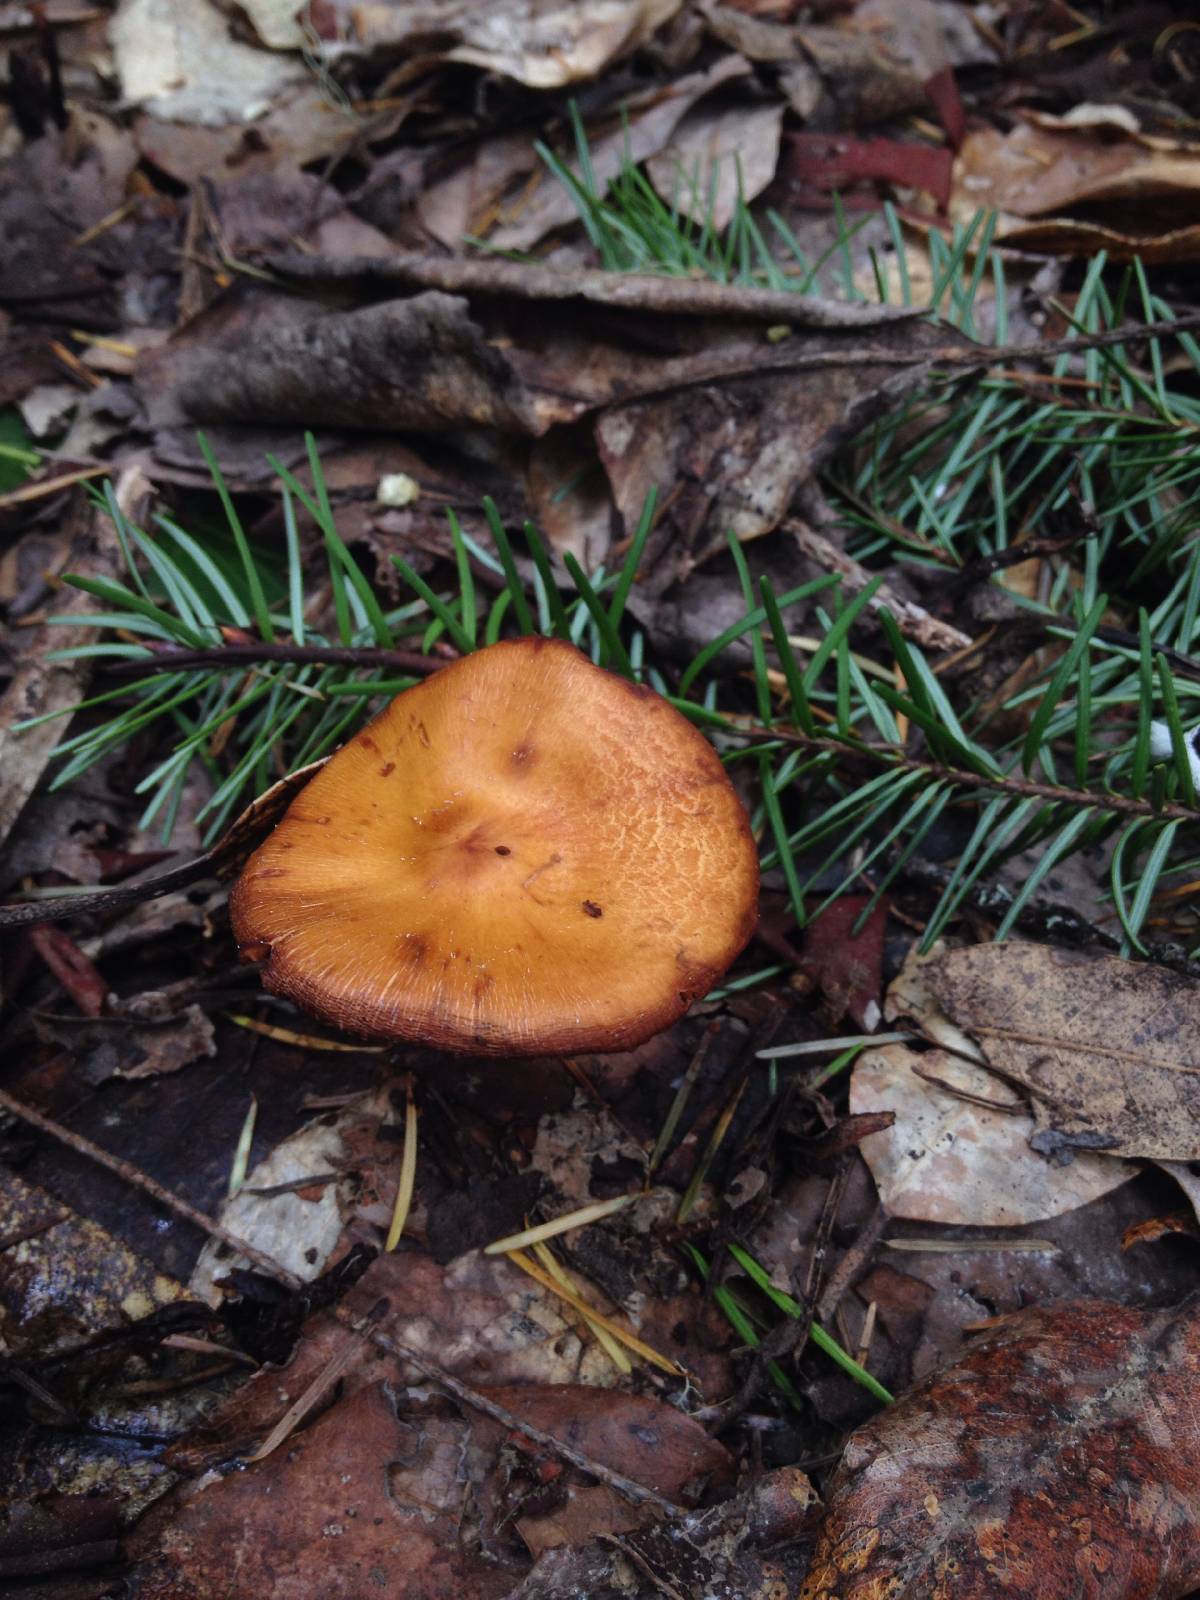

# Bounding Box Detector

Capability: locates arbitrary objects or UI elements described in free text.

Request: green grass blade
[523,520,573,639]
[482,497,536,637]
[993,807,1097,939]
[390,556,475,654]
[1021,595,1107,774]
[608,489,656,631]
[1156,654,1198,807]
[760,576,815,735]
[198,432,275,642]
[447,509,477,648]
[561,552,635,676]
[727,532,771,723]
[679,576,837,699]
[727,1244,892,1403]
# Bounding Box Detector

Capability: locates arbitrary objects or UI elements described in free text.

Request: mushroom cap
[230,637,759,1055]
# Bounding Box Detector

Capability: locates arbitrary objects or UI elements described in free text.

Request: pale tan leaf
[851,1043,1133,1226]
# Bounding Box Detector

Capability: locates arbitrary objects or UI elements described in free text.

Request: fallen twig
[816,1201,889,1326]
[0,1092,690,1515]
[0,1086,303,1290]
[787,519,972,652]
[105,641,452,679]
[341,1310,687,1518]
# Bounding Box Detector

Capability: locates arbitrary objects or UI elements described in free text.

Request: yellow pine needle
[505,1248,685,1377]
[531,1240,631,1375]
[484,1192,634,1255]
[225,1014,385,1051]
[1151,876,1200,904]
[227,1095,257,1197]
[676,1076,747,1224]
[69,330,140,357]
[785,635,894,682]
[385,1081,419,1253]
[0,464,108,509]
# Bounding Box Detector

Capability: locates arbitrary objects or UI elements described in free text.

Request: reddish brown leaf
[130,1383,513,1600]
[783,132,953,209]
[800,895,887,1030]
[27,923,107,1016]
[924,65,965,150]
[799,1298,1200,1599]
[480,1383,733,1503]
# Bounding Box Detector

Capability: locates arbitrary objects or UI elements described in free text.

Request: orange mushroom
[230,637,759,1055]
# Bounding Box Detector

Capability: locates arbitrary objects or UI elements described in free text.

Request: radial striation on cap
[230,637,759,1055]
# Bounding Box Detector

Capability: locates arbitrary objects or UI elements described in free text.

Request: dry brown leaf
[111,0,305,124]
[0,490,127,849]
[0,108,140,323]
[31,1002,218,1086]
[136,290,555,437]
[799,1297,1200,1599]
[951,120,1200,263]
[486,54,751,252]
[131,1375,755,1599]
[136,252,970,588]
[644,95,783,232]
[346,0,681,88]
[851,1042,1135,1226]
[131,84,351,185]
[702,0,973,127]
[929,944,1200,1162]
[480,1381,734,1514]
[511,1466,820,1600]
[130,1382,515,1600]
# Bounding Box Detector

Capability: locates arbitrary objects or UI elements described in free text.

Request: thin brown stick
[0,1084,684,1513]
[816,1202,889,1326]
[103,646,1197,825]
[248,1300,386,1462]
[803,1163,851,1307]
[0,1087,303,1290]
[340,1311,686,1517]
[735,725,1199,824]
[106,642,452,678]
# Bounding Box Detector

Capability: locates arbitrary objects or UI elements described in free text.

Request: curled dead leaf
[952,120,1200,263]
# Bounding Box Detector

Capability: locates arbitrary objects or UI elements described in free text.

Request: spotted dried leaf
[800,1297,1200,1599]
[928,944,1200,1161]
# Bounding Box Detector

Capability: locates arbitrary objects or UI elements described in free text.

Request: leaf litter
[3,1,1200,1596]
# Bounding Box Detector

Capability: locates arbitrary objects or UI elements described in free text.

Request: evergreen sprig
[17,127,1200,963]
